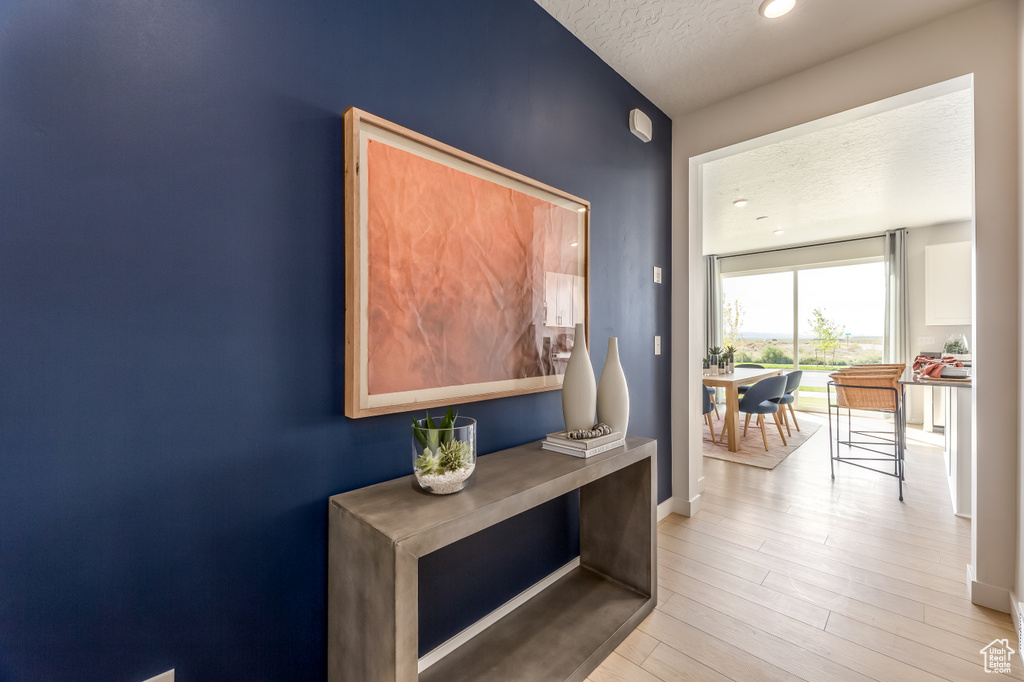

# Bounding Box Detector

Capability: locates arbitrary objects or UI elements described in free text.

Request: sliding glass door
[721,260,885,411]
[720,271,794,364]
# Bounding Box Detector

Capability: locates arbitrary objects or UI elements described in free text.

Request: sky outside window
[798,262,885,338]
[722,262,884,337]
[721,271,793,337]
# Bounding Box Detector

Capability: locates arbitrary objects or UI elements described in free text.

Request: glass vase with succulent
[411,407,477,495]
[708,347,723,376]
[723,345,737,373]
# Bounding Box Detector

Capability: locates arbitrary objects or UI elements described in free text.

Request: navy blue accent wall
[0,0,671,680]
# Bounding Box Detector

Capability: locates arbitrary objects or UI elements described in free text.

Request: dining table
[703,367,784,452]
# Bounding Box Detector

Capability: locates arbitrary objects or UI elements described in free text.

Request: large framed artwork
[344,107,590,418]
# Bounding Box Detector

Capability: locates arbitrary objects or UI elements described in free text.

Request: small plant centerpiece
[723,345,737,373]
[411,407,477,495]
[708,346,722,376]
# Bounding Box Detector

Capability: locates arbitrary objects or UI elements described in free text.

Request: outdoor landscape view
[720,262,886,408]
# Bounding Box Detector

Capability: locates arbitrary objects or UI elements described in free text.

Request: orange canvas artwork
[365,139,583,397]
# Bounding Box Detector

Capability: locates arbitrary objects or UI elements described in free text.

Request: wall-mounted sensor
[629,109,652,143]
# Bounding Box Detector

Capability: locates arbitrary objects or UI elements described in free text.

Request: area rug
[702,415,820,470]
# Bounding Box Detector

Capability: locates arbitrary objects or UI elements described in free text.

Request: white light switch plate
[654,267,662,284]
[654,336,661,355]
[918,336,935,347]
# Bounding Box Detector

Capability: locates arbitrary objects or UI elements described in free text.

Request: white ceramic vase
[597,337,630,435]
[562,323,597,431]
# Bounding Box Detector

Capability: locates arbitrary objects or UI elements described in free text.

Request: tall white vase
[597,337,629,435]
[562,323,597,431]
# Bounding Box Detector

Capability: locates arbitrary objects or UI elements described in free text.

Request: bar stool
[828,365,906,500]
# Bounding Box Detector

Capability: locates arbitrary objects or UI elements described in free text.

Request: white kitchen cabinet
[545,272,583,328]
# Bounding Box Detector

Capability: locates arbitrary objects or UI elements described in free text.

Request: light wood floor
[588,411,1020,682]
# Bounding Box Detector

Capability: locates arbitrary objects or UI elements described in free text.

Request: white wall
[1016,0,1024,624]
[905,221,973,425]
[672,0,1019,610]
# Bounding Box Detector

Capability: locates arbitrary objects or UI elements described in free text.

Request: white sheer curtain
[884,229,910,365]
[704,255,721,354]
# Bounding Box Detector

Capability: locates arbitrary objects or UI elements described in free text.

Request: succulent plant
[414,450,442,475]
[437,439,470,472]
[413,406,471,474]
[412,406,457,453]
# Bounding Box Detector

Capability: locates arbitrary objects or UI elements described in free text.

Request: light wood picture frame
[344,107,590,418]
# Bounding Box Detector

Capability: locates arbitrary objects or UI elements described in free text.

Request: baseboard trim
[418,557,581,673]
[657,498,675,521]
[1010,591,1023,652]
[968,564,1011,613]
[668,492,701,518]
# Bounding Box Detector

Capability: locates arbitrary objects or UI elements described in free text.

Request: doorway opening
[686,75,975,526]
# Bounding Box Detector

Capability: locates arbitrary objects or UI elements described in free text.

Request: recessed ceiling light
[773,229,785,236]
[759,0,795,19]
[733,199,749,207]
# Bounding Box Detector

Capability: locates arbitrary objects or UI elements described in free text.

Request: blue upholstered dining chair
[736,363,765,396]
[774,370,803,436]
[704,384,720,420]
[702,382,718,445]
[721,375,788,451]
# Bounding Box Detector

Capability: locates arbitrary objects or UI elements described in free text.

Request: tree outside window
[807,307,845,366]
[722,299,744,349]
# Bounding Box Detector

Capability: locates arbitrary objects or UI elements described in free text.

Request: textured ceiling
[534,0,989,115]
[701,88,974,255]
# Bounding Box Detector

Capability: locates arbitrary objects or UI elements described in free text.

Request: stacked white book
[541,430,625,458]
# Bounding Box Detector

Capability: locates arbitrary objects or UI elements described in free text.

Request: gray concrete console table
[328,436,657,682]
